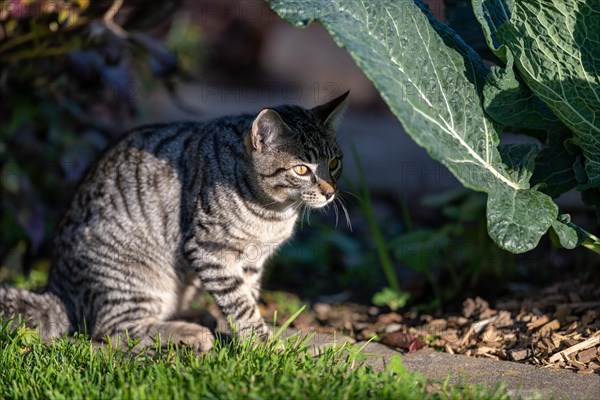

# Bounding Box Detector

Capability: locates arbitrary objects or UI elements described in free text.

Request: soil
[257,279,600,375]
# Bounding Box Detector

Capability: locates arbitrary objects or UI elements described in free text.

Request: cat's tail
[0,285,70,339]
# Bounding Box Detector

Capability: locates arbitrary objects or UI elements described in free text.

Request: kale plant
[267,0,600,254]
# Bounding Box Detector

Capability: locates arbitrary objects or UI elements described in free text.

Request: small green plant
[268,0,600,255]
[372,287,410,311]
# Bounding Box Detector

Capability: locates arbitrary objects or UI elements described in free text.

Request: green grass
[0,317,512,400]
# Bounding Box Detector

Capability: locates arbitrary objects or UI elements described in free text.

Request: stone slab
[356,341,600,400]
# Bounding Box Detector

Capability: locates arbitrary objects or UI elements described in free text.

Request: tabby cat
[0,91,349,351]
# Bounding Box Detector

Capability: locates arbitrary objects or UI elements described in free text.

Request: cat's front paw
[165,322,215,353]
[237,321,271,343]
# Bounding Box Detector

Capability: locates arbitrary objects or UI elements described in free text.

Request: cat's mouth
[301,194,335,209]
[309,200,333,209]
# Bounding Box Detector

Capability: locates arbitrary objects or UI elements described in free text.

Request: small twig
[103,0,128,38]
[0,31,37,53]
[549,332,600,363]
[0,46,71,63]
[473,317,496,334]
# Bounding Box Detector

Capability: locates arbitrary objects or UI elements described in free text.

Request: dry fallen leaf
[380,331,418,349]
[408,339,425,353]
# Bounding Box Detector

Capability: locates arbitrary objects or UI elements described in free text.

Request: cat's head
[245,91,349,210]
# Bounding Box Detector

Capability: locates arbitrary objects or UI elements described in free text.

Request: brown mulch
[282,279,600,375]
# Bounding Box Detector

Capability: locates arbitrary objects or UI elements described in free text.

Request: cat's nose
[322,188,335,200]
[318,179,335,200]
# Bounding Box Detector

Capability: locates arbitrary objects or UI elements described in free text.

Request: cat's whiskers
[291,200,304,215]
[335,194,353,231]
[342,190,362,202]
[291,198,306,229]
[299,205,307,229]
[332,200,340,228]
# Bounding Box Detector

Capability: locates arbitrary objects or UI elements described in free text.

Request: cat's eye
[293,165,310,176]
[329,158,340,171]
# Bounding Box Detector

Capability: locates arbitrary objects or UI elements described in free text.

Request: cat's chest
[243,216,297,247]
[238,218,296,264]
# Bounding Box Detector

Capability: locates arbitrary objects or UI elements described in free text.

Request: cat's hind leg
[91,284,215,351]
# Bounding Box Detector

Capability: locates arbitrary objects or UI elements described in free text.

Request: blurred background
[1,0,598,320]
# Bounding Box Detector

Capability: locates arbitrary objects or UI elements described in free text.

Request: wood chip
[494,310,513,327]
[313,303,332,320]
[576,368,595,375]
[476,346,497,355]
[527,315,550,331]
[481,325,501,343]
[425,319,447,332]
[510,348,532,361]
[441,328,460,343]
[518,314,532,323]
[589,361,600,371]
[480,308,497,319]
[577,347,599,364]
[565,321,579,333]
[384,323,404,334]
[376,312,402,325]
[458,326,474,347]
[307,278,600,375]
[463,297,489,319]
[549,333,600,363]
[539,337,557,352]
[539,319,561,335]
[473,317,496,334]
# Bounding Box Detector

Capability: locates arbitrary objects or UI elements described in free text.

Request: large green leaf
[550,214,583,250]
[482,51,564,133]
[494,0,600,187]
[473,0,564,133]
[498,143,538,188]
[530,131,578,198]
[471,0,512,60]
[267,0,557,253]
[487,186,556,252]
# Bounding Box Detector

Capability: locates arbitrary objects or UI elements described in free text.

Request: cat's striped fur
[0,92,349,350]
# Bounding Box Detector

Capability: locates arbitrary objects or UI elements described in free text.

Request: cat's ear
[249,109,288,152]
[311,90,350,129]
